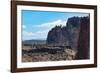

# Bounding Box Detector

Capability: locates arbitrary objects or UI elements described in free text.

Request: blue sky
[22,10,89,40]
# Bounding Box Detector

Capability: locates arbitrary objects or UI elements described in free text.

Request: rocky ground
[22,47,77,62]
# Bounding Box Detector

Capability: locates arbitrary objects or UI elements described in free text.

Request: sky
[22,10,89,40]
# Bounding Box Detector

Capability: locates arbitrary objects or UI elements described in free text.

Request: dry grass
[22,46,77,62]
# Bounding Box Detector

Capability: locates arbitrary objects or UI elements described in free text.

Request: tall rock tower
[76,16,90,59]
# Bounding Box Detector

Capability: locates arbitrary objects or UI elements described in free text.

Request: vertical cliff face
[76,17,90,59]
[66,17,81,49]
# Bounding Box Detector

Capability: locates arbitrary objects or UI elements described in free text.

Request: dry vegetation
[22,45,77,62]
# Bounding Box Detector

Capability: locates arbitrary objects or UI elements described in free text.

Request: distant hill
[22,40,46,45]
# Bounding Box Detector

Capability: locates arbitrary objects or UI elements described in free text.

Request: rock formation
[47,17,81,49]
[46,26,69,46]
[46,16,90,59]
[66,17,81,49]
[76,17,90,59]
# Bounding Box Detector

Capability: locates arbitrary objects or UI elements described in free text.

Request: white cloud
[23,31,34,36]
[33,19,66,30]
[22,30,47,40]
[23,19,67,40]
[22,25,26,29]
